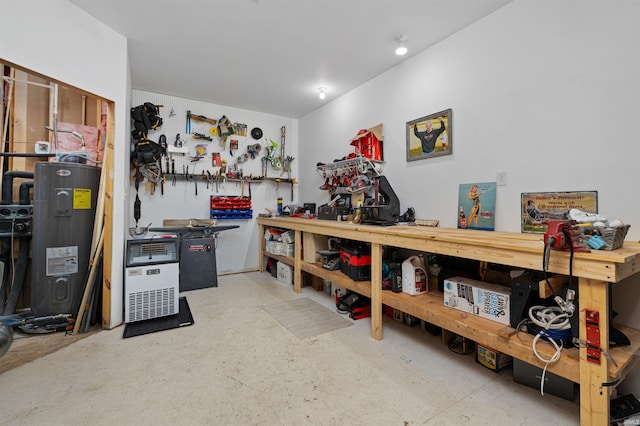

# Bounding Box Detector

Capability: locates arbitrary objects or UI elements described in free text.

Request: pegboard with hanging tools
[129,97,298,229]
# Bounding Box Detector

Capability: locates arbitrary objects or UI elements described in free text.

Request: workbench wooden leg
[293,230,302,293]
[579,278,610,426]
[258,224,266,272]
[371,242,382,341]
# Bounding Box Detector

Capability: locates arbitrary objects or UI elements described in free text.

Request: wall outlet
[496,170,507,186]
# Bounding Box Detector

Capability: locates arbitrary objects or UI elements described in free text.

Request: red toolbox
[340,243,371,281]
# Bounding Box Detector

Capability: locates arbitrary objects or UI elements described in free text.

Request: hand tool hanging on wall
[206,171,212,191]
[192,132,213,141]
[247,142,261,159]
[217,115,233,149]
[174,133,184,147]
[187,110,217,126]
[134,192,141,228]
[158,135,167,195]
[280,126,286,176]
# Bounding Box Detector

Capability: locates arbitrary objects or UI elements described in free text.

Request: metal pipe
[3,236,29,315]
[2,171,34,204]
[18,181,33,205]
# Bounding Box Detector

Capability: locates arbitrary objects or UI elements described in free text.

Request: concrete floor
[0,271,580,425]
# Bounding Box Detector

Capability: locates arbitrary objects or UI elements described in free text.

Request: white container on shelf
[402,255,428,295]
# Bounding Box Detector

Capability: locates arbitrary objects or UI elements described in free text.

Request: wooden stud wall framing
[1,62,115,328]
[102,101,114,328]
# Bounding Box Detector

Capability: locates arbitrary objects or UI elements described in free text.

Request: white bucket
[402,255,428,295]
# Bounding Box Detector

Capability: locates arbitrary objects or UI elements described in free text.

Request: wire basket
[577,224,630,250]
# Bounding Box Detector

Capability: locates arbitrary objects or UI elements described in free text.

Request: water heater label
[73,188,92,209]
[46,246,79,276]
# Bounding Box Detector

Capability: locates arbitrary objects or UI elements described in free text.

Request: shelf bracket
[585,309,601,365]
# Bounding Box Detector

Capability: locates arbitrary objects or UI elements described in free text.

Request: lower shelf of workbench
[300,260,640,384]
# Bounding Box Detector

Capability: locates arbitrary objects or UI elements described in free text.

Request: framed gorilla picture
[406,108,452,162]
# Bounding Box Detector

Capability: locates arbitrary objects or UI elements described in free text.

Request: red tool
[544,220,573,250]
[543,220,588,271]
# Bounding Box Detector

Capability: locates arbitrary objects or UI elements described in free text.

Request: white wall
[0,0,130,328]
[299,0,640,392]
[300,0,640,236]
[130,90,298,273]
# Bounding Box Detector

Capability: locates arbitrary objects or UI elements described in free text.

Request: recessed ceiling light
[395,33,408,56]
[317,87,326,100]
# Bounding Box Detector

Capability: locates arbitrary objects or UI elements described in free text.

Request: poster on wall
[521,191,598,233]
[406,109,452,162]
[458,182,496,231]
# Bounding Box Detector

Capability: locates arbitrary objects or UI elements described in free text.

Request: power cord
[10,218,16,306]
[528,304,573,396]
[572,337,622,394]
[534,224,577,395]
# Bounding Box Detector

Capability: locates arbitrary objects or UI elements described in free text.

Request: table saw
[149,221,239,291]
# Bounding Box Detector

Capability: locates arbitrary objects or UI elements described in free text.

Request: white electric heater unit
[125,238,179,323]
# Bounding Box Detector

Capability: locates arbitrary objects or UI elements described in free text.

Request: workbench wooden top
[257,216,640,283]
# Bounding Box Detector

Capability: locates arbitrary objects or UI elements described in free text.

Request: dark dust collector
[31,163,100,317]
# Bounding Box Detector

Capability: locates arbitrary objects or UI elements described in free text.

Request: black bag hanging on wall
[130,102,163,140]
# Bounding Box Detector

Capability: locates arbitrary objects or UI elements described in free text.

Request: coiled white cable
[528,305,572,395]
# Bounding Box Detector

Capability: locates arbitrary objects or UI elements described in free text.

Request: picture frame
[521,190,598,233]
[458,182,496,231]
[406,108,452,162]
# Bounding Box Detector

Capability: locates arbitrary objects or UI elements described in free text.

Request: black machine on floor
[360,175,414,226]
[149,223,238,292]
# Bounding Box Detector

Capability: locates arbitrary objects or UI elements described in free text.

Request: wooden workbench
[257,216,640,425]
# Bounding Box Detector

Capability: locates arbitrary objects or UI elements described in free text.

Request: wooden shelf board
[380,289,640,384]
[301,262,371,298]
[265,253,293,266]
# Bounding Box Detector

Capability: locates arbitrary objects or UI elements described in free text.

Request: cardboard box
[475,343,512,373]
[443,276,510,325]
[276,261,293,285]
